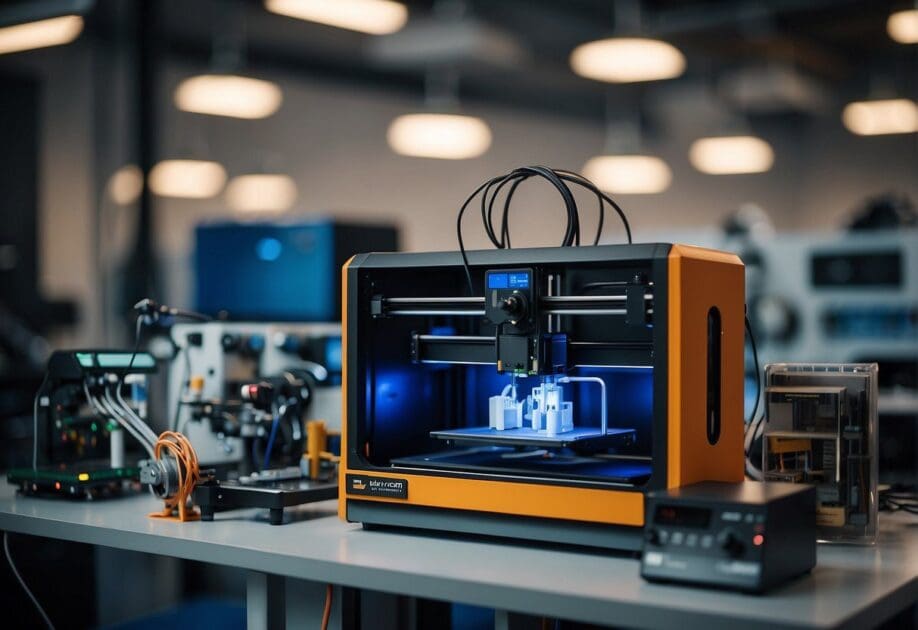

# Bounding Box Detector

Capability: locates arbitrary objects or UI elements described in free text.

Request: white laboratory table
[0,483,915,630]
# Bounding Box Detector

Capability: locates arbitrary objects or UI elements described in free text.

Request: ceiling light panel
[387,113,492,160]
[842,99,918,136]
[689,136,775,175]
[887,9,918,44]
[149,160,227,199]
[570,37,686,83]
[264,0,408,35]
[582,155,672,194]
[0,15,83,55]
[174,75,283,119]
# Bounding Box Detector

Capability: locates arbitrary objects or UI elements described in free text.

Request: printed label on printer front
[346,474,408,499]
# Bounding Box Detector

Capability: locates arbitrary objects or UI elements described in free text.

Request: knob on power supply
[717,529,745,557]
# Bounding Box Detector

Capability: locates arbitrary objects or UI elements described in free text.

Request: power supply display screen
[654,505,712,528]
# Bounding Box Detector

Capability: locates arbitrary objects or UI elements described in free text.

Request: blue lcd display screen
[509,273,529,288]
[488,274,508,289]
[488,272,529,289]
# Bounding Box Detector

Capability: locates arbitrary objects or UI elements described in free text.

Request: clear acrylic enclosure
[762,363,878,544]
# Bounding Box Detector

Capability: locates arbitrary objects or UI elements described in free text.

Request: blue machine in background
[195,219,398,321]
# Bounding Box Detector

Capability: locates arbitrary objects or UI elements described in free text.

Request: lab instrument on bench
[166,322,343,522]
[762,363,879,544]
[167,321,342,468]
[339,243,746,550]
[641,481,817,592]
[7,350,156,498]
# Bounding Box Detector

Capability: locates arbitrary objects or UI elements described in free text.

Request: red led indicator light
[753,534,764,547]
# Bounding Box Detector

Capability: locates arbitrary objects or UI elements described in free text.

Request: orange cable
[148,431,200,522]
[321,584,333,630]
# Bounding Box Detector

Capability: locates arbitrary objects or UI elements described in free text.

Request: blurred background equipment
[167,321,342,468]
[167,321,343,524]
[7,349,156,499]
[762,363,879,544]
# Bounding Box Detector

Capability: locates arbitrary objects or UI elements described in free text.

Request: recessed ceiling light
[689,136,775,175]
[387,113,492,160]
[106,165,144,205]
[264,0,408,35]
[0,15,83,56]
[842,98,918,136]
[226,174,298,213]
[582,155,672,194]
[149,160,227,199]
[174,74,283,119]
[887,9,918,44]
[570,37,686,83]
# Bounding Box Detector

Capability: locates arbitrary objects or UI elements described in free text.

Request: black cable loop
[457,166,632,295]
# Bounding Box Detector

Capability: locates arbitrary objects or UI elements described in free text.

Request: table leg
[285,578,344,629]
[247,571,286,630]
[494,608,510,630]
[246,573,347,629]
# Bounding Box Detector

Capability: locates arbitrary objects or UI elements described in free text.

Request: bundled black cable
[456,166,632,295]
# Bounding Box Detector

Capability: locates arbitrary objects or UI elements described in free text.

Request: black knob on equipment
[500,294,527,320]
[717,529,745,557]
[221,333,240,352]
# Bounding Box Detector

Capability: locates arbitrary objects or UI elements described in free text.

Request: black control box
[485,268,537,374]
[641,481,816,593]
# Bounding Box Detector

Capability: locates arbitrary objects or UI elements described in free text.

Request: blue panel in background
[195,221,335,321]
[325,337,342,372]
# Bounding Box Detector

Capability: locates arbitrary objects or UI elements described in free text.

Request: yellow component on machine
[305,419,340,480]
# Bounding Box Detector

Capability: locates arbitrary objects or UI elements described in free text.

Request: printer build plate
[392,446,651,484]
[429,426,636,451]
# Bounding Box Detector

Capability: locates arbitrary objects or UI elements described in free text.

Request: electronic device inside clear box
[762,363,878,544]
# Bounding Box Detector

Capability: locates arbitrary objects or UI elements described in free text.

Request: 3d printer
[339,243,746,550]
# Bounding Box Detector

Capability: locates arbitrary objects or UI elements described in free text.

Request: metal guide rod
[388,310,487,316]
[384,294,653,304]
[416,335,494,342]
[540,294,653,302]
[545,308,654,315]
[386,297,486,303]
[382,294,653,318]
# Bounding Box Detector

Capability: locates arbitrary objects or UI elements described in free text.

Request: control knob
[500,293,528,322]
[717,529,745,557]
